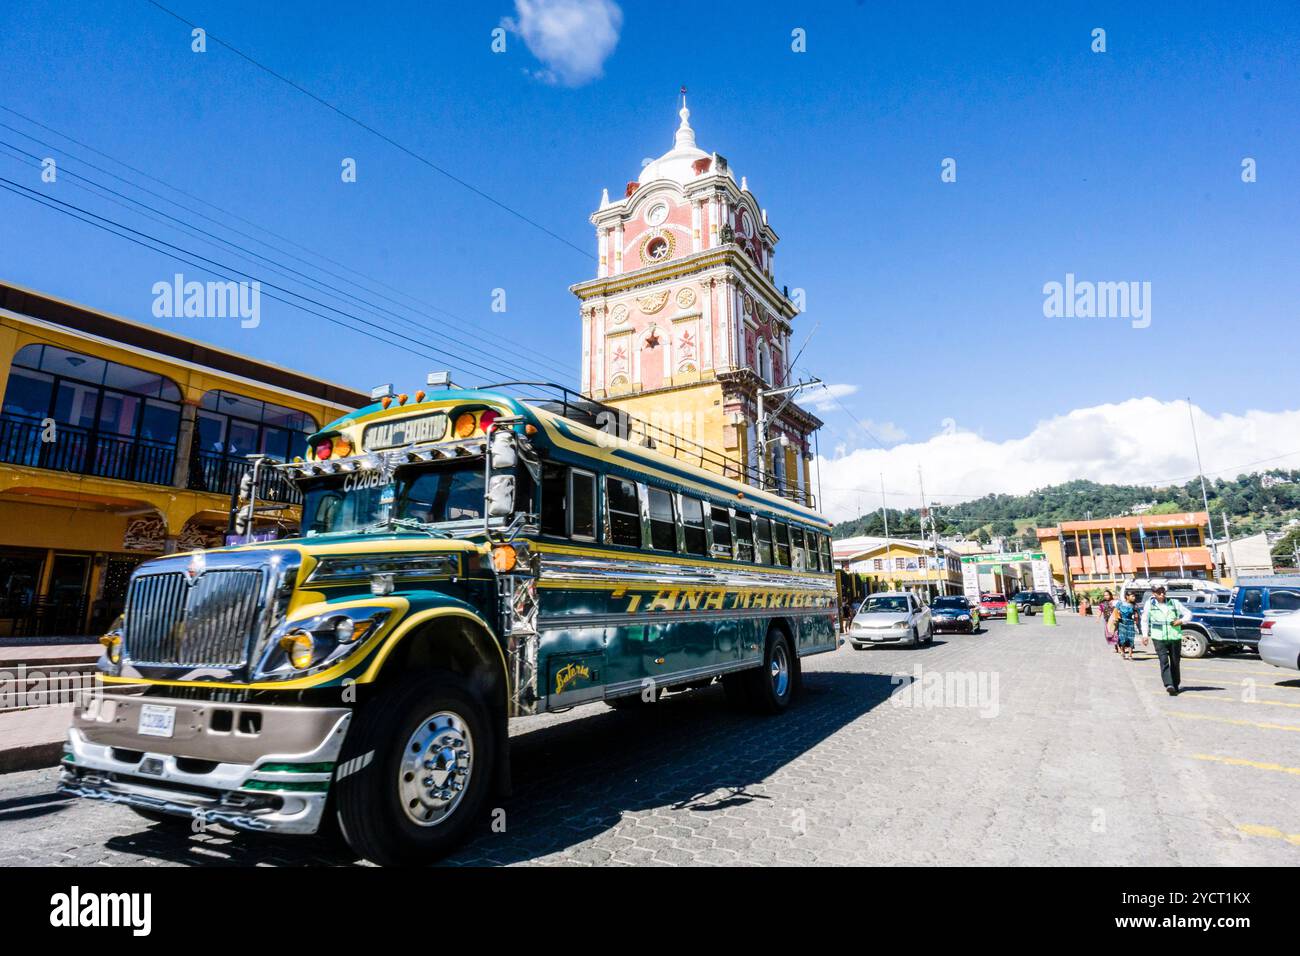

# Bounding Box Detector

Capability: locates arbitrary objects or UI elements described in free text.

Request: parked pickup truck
[1178,576,1300,658]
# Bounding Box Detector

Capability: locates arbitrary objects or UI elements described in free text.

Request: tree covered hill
[830,471,1300,552]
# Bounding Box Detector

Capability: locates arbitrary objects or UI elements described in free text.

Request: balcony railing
[0,413,176,486]
[192,451,301,505]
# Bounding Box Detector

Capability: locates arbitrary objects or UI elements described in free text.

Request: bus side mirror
[489,429,517,470]
[486,474,516,517]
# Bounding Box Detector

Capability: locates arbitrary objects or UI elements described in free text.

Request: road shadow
[441,670,894,865]
[0,789,73,824]
[59,669,893,867]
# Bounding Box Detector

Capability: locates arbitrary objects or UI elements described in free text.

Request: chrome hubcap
[770,643,790,698]
[398,711,473,827]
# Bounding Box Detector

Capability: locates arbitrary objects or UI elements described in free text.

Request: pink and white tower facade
[570,96,821,503]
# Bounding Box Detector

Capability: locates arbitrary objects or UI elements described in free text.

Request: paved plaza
[2,613,1297,866]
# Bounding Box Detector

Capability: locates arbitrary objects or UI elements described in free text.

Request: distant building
[832,535,963,599]
[1222,532,1277,578]
[0,282,366,636]
[1037,512,1214,595]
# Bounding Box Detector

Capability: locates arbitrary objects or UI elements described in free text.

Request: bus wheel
[743,630,794,715]
[334,671,495,867]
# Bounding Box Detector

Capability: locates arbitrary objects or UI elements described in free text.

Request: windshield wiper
[361,516,449,538]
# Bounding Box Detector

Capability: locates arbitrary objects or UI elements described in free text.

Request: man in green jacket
[1141,584,1194,695]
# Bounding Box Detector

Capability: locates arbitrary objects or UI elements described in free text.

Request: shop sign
[123,513,167,552]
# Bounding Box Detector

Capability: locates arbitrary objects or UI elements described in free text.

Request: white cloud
[802,381,857,412]
[810,398,1300,523]
[802,383,906,442]
[502,0,623,87]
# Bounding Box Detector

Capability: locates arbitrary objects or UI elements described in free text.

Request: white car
[1259,614,1300,672]
[848,591,933,649]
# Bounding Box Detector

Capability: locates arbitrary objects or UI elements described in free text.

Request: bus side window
[710,505,733,559]
[681,495,707,556]
[773,522,791,567]
[755,516,773,565]
[735,512,755,563]
[606,476,641,547]
[790,526,805,571]
[541,463,566,537]
[820,533,832,573]
[570,469,597,541]
[647,486,678,552]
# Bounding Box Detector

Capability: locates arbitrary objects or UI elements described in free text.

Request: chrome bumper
[58,693,352,836]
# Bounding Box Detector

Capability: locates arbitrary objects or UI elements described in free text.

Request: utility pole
[879,473,891,545]
[755,377,821,493]
[1222,513,1238,580]
[918,465,931,600]
[1187,397,1220,577]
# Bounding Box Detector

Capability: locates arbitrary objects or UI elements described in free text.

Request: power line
[0,142,568,386]
[141,0,592,260]
[0,112,577,382]
[0,104,574,377]
[0,174,549,385]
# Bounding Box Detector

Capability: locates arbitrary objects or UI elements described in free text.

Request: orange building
[1036,512,1215,594]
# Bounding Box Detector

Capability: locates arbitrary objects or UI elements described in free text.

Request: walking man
[1141,584,1193,695]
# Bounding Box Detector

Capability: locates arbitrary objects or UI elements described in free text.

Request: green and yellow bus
[61,383,837,864]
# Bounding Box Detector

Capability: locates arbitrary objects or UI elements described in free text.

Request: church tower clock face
[645,202,669,226]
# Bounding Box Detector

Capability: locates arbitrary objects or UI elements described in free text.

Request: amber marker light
[492,544,518,573]
[333,437,353,457]
[414,390,426,402]
[454,412,477,438]
[397,393,409,406]
[99,633,123,664]
[381,396,393,409]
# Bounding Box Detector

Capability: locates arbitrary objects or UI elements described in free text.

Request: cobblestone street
[2,613,1297,866]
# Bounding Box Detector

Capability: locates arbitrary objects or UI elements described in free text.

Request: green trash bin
[1007,602,1020,625]
[1042,602,1057,626]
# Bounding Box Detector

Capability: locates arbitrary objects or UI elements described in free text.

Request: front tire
[334,671,495,866]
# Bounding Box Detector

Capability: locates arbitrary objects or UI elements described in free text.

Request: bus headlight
[280,630,316,669]
[259,608,392,678]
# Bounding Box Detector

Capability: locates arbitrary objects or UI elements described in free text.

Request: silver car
[848,591,933,649]
[1259,613,1300,671]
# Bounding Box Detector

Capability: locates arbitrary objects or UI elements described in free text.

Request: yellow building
[832,536,964,601]
[0,282,366,636]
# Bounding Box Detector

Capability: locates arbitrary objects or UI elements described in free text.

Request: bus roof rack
[479,381,816,510]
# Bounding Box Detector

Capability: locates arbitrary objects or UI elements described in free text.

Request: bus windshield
[300,462,486,536]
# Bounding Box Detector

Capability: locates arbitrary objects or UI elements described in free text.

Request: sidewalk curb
[0,740,64,774]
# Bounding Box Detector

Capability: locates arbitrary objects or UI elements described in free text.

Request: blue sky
[1,1,1297,516]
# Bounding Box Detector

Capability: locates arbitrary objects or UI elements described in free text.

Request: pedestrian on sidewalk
[1109,590,1139,661]
[1099,589,1118,652]
[1141,584,1193,694]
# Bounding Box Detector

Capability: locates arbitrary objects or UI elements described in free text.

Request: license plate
[138,704,176,738]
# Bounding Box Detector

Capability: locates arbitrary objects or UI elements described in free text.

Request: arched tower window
[755,338,772,385]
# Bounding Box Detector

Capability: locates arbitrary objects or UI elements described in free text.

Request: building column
[171,399,200,489]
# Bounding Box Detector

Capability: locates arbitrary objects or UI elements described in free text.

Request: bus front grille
[125,569,266,668]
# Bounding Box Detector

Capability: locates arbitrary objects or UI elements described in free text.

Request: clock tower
[570,96,821,503]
